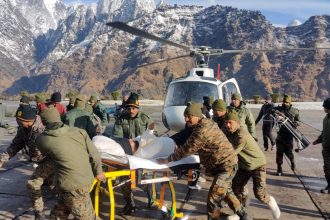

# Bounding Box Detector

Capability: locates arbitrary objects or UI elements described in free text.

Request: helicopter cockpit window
[222,82,239,103]
[164,82,219,107]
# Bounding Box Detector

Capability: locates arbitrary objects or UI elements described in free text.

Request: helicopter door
[219,78,241,103]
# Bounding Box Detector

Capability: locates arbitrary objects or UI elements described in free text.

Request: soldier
[223,111,280,219]
[313,98,330,193]
[112,94,152,139]
[228,93,257,140]
[89,95,108,126]
[0,105,53,219]
[158,103,252,220]
[255,95,276,151]
[202,96,213,119]
[212,99,228,129]
[112,94,153,214]
[274,95,299,176]
[35,94,48,113]
[66,95,76,112]
[63,94,96,138]
[0,101,6,145]
[50,92,66,116]
[36,106,105,219]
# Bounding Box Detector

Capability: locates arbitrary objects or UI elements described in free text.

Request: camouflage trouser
[207,164,243,220]
[50,186,97,220]
[276,137,294,165]
[26,159,55,212]
[232,165,270,204]
[322,148,330,183]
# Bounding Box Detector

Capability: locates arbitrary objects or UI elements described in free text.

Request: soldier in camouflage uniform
[274,95,300,176]
[158,103,252,220]
[228,93,257,140]
[212,99,228,129]
[313,98,330,193]
[63,94,96,138]
[112,94,153,214]
[89,95,108,127]
[36,106,105,220]
[0,105,54,220]
[223,111,280,219]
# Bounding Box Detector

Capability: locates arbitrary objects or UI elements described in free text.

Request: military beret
[20,96,30,104]
[40,106,62,125]
[51,92,61,102]
[212,99,227,111]
[283,95,292,104]
[323,98,330,109]
[126,94,139,108]
[16,105,37,121]
[231,93,242,100]
[225,111,240,122]
[184,103,203,118]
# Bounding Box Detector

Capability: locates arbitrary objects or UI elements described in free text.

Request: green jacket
[63,107,96,138]
[228,102,256,139]
[223,126,266,171]
[36,124,103,192]
[315,113,330,148]
[112,111,152,139]
[93,102,108,125]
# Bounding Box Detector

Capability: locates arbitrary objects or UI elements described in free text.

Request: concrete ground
[0,104,329,220]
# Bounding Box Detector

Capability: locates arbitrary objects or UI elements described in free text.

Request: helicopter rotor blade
[209,47,330,55]
[138,54,192,68]
[107,22,191,51]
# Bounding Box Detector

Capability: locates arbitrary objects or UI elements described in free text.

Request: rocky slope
[0,2,329,100]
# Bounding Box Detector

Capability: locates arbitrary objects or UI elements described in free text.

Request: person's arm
[168,126,203,162]
[233,132,247,154]
[83,131,103,176]
[112,118,124,138]
[313,132,323,145]
[255,105,265,124]
[5,128,26,159]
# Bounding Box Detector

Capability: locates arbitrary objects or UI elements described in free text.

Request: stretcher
[90,152,200,220]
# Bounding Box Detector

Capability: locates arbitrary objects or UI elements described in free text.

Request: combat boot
[236,208,253,220]
[34,211,46,220]
[276,164,282,176]
[120,202,136,215]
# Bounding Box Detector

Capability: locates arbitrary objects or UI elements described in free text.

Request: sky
[62,0,330,27]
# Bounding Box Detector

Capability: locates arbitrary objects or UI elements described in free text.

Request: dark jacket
[255,102,275,125]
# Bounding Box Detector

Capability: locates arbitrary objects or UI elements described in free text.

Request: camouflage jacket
[223,126,266,171]
[168,118,237,174]
[228,102,256,139]
[112,111,152,139]
[315,113,330,147]
[63,107,96,138]
[93,102,108,125]
[274,104,300,139]
[4,115,45,163]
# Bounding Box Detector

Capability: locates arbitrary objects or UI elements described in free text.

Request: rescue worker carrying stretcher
[157,103,252,220]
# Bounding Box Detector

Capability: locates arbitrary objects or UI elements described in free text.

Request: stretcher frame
[90,158,189,220]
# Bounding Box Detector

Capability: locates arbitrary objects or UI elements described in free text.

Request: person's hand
[148,123,155,130]
[157,158,168,164]
[312,140,318,145]
[96,172,106,182]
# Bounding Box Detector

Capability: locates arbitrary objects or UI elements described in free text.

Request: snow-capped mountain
[0,1,329,100]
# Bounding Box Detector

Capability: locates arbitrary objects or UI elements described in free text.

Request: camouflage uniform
[0,116,54,213]
[274,104,300,171]
[168,118,246,219]
[112,111,152,138]
[228,102,256,139]
[223,126,270,205]
[314,112,330,188]
[36,123,103,220]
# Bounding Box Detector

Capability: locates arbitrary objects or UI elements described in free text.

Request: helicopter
[107,21,330,132]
